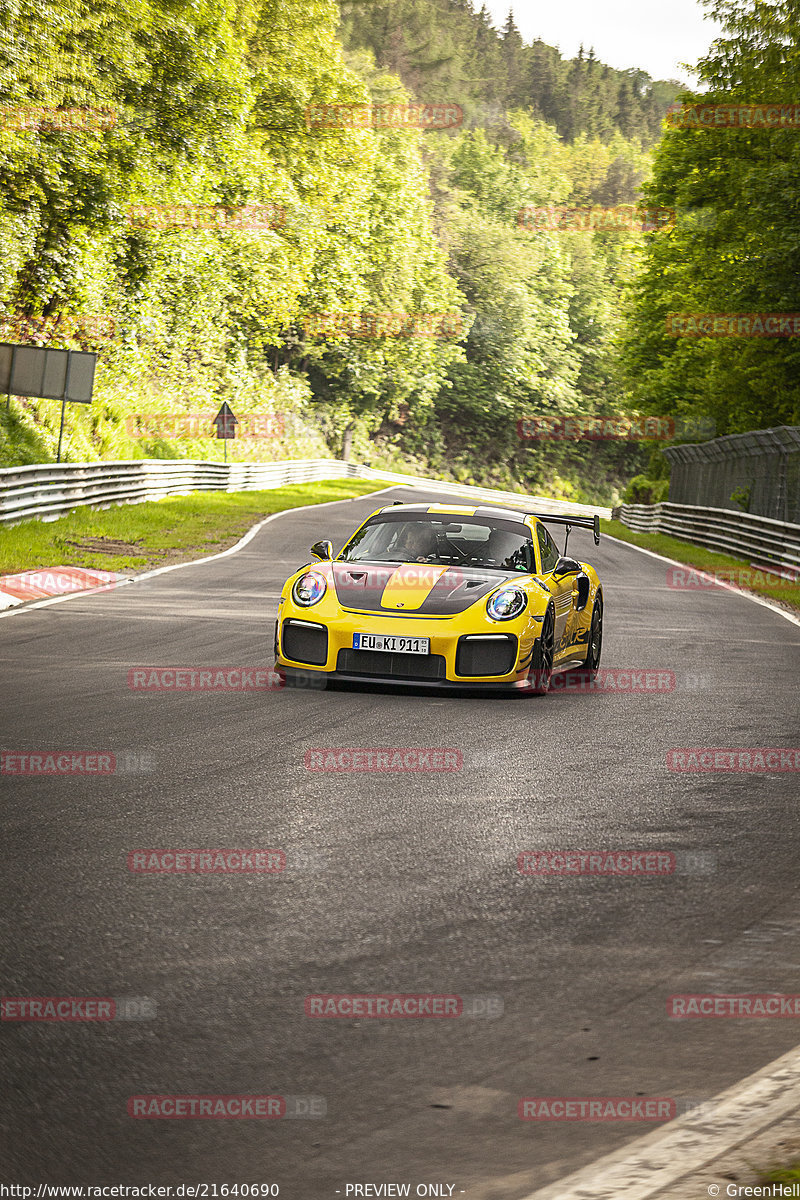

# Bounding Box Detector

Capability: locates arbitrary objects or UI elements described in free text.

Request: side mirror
[310,540,333,561]
[553,556,581,577]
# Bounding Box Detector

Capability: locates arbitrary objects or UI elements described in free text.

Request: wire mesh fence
[664,426,800,523]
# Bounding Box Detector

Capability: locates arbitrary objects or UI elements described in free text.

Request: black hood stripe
[331,562,504,615]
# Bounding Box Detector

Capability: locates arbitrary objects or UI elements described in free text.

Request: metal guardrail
[0,458,611,525]
[0,459,359,524]
[4,456,796,570]
[617,501,800,572]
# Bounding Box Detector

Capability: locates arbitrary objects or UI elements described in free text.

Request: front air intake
[456,634,517,677]
[282,620,328,666]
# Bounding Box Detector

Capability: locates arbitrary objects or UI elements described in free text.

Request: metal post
[7,344,16,410]
[57,349,72,463]
[776,447,788,522]
[56,401,66,462]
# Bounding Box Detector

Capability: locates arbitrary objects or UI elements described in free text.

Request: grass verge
[600,518,800,614]
[0,479,388,576]
[762,1163,800,1187]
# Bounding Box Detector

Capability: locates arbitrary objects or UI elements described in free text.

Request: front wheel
[528,606,554,695]
[582,595,603,676]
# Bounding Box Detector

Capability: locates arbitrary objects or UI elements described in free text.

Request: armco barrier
[0,458,610,525]
[0,460,349,524]
[617,502,800,573]
[4,458,795,570]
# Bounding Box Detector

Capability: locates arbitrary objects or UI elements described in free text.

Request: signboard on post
[213,402,238,461]
[0,342,97,461]
[0,344,96,403]
[213,402,237,438]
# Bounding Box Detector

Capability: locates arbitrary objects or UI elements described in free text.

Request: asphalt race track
[2,484,800,1199]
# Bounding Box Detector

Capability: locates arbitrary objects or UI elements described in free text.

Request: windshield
[338,514,534,572]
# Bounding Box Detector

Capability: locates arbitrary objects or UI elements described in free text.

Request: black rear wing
[526,512,601,553]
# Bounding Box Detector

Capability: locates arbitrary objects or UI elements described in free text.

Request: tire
[581,595,603,676]
[528,606,555,695]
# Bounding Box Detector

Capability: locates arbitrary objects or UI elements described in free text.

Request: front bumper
[276,609,537,687]
[278,664,536,691]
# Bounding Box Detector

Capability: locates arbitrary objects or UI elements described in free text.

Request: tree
[620,0,800,434]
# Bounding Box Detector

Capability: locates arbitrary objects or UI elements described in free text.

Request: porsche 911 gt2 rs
[274,502,603,694]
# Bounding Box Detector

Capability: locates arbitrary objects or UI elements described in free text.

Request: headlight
[292,571,327,607]
[486,585,527,621]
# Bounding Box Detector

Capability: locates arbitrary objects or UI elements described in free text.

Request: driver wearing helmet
[394,522,437,562]
[484,527,526,570]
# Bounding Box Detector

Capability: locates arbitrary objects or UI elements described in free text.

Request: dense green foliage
[10,0,791,506]
[621,0,800,435]
[0,0,462,467]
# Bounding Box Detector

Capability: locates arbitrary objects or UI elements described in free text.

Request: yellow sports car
[274,502,603,693]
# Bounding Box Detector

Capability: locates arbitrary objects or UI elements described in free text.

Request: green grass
[601,518,800,612]
[762,1165,800,1185]
[0,479,387,575]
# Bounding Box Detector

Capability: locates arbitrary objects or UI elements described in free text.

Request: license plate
[353,633,430,654]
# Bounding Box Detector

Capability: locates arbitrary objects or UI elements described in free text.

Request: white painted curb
[521,1043,800,1199]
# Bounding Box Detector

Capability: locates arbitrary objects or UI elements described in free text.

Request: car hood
[330,561,510,615]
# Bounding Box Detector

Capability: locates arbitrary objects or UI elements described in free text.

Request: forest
[0,0,797,504]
